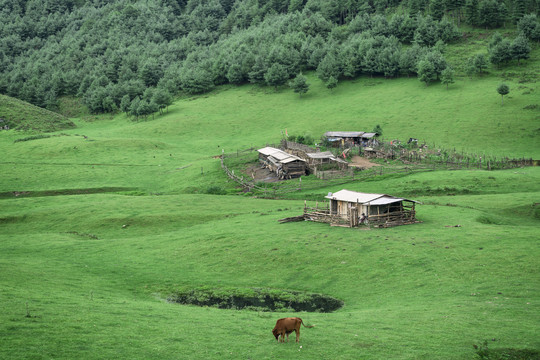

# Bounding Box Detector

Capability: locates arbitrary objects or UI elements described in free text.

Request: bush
[205,186,227,195]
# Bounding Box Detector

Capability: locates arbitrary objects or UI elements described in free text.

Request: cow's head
[272,328,279,340]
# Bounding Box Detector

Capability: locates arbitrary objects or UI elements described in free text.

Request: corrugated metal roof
[368,196,404,205]
[259,147,304,163]
[325,189,416,204]
[281,157,304,164]
[361,132,377,138]
[325,189,384,203]
[258,147,281,156]
[306,151,335,159]
[324,131,365,138]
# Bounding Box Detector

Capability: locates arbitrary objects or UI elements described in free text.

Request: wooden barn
[286,189,419,228]
[257,147,306,179]
[324,189,418,227]
[324,131,379,147]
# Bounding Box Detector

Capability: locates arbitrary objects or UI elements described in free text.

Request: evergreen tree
[489,39,512,67]
[465,0,479,26]
[473,53,489,74]
[140,60,163,87]
[120,94,131,115]
[440,66,454,89]
[179,67,214,94]
[513,0,527,23]
[478,0,505,28]
[417,59,437,85]
[399,44,421,77]
[316,52,340,82]
[414,15,438,46]
[289,73,310,97]
[510,34,531,65]
[430,0,446,21]
[325,75,338,91]
[517,14,540,41]
[129,96,142,121]
[248,55,268,84]
[152,88,173,114]
[466,53,489,77]
[264,63,289,90]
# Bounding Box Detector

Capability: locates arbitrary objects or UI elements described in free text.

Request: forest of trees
[0,0,538,115]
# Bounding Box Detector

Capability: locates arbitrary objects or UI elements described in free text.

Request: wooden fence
[221,144,536,198]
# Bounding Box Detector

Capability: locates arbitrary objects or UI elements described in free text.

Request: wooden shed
[324,131,379,148]
[323,189,419,227]
[306,151,348,170]
[257,147,306,179]
[287,189,419,228]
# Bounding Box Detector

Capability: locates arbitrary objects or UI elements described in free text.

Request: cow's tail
[301,319,315,328]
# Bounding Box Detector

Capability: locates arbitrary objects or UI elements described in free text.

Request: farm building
[258,147,306,179]
[306,151,348,171]
[293,189,419,228]
[324,131,379,147]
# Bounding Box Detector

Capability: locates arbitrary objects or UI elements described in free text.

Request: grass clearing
[0,46,539,358]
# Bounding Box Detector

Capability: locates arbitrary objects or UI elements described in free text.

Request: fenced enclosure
[220,142,536,198]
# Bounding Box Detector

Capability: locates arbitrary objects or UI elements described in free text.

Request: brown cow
[272,317,314,343]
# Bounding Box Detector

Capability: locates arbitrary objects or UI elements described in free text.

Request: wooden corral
[258,147,306,179]
[280,189,420,228]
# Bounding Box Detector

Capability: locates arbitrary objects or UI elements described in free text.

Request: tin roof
[259,147,304,164]
[306,151,335,159]
[325,189,416,205]
[258,147,281,156]
[324,131,365,138]
[361,132,377,139]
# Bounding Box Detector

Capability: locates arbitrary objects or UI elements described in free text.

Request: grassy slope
[0,94,76,132]
[0,43,539,359]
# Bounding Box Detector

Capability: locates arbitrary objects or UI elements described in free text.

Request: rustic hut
[324,131,365,147]
[257,147,306,179]
[323,189,419,227]
[290,189,419,227]
[306,151,348,171]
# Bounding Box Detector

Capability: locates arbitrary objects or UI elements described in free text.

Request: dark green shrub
[205,186,227,195]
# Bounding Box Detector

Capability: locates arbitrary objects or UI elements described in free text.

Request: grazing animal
[272,317,314,343]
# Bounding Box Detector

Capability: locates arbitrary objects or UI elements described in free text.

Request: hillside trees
[0,0,536,114]
[517,14,540,40]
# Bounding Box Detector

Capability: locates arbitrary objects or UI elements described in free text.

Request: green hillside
[1,1,539,359]
[1,69,539,359]
[0,94,75,132]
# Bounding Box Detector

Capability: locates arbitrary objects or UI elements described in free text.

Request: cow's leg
[296,329,300,343]
[285,332,289,342]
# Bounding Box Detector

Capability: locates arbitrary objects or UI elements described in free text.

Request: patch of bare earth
[349,156,380,169]
[244,165,282,183]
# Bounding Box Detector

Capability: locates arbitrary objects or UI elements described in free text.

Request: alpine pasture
[1,71,539,359]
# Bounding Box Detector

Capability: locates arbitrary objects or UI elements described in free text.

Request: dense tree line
[0,0,538,114]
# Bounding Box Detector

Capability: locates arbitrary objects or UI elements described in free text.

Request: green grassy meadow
[1,58,539,359]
